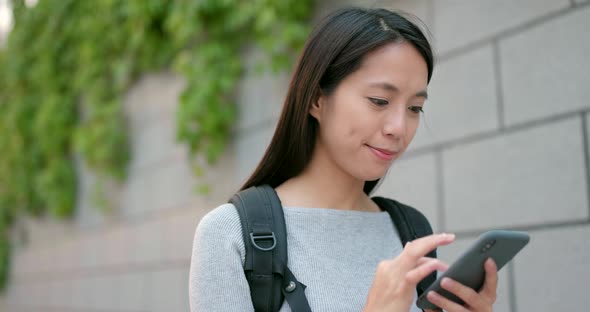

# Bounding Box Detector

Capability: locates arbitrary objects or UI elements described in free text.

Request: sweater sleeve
[189,203,255,312]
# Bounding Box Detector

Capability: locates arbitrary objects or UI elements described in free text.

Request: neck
[276,143,379,212]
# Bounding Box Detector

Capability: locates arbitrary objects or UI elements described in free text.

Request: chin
[356,166,389,182]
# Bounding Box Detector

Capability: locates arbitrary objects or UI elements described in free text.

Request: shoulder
[197,203,241,235]
[193,203,245,261]
[189,203,254,310]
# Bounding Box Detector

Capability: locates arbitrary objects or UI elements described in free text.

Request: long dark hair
[241,7,434,194]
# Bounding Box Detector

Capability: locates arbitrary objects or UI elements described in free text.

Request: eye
[368,97,389,106]
[408,106,424,114]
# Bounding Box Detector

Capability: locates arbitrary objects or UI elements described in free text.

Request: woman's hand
[425,258,498,312]
[363,233,455,312]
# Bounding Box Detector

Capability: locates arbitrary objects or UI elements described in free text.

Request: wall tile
[443,117,588,232]
[501,6,590,126]
[237,47,290,131]
[433,0,569,54]
[236,124,275,184]
[410,45,498,150]
[123,72,185,132]
[513,225,590,311]
[147,268,190,312]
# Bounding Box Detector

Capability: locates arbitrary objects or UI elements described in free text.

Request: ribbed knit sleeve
[188,203,255,312]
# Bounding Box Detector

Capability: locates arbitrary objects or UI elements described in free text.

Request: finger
[427,291,469,312]
[479,258,498,303]
[405,258,449,285]
[403,233,455,262]
[440,277,482,308]
[417,256,445,267]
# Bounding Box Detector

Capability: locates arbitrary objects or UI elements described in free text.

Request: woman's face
[310,42,429,181]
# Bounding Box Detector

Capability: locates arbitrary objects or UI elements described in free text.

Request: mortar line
[581,113,590,221]
[11,259,191,284]
[405,108,590,159]
[508,261,518,312]
[437,4,582,62]
[492,39,506,130]
[453,219,589,238]
[426,0,435,47]
[435,148,446,232]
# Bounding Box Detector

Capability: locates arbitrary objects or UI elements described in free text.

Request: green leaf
[0,0,313,293]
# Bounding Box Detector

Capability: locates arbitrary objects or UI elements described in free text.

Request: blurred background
[0,0,588,311]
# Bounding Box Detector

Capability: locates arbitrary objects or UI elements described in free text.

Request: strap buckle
[250,232,277,251]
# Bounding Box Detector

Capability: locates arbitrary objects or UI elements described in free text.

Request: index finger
[403,233,455,262]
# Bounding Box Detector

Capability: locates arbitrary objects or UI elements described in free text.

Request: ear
[309,92,326,122]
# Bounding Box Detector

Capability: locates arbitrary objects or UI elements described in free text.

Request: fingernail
[441,277,454,288]
[487,258,497,268]
[427,291,439,301]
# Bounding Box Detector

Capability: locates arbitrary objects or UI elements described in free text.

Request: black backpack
[229,184,437,312]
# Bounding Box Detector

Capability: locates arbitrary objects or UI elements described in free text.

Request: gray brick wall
[377,1,590,311]
[412,44,500,149]
[0,72,233,312]
[1,1,589,311]
[500,5,590,126]
[432,0,570,54]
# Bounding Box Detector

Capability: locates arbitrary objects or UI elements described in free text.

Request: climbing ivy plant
[0,0,313,292]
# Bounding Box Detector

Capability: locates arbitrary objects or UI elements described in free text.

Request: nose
[382,106,407,141]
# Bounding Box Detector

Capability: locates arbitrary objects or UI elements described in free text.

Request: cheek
[320,92,380,150]
[347,125,355,136]
[336,107,372,143]
[322,113,357,146]
[338,100,374,135]
[405,117,420,145]
[323,99,364,138]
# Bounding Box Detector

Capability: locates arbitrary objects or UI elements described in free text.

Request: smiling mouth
[366,145,399,161]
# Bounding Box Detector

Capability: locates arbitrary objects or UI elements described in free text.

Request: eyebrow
[368,82,428,99]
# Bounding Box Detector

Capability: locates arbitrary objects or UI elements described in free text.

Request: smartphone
[416,230,530,310]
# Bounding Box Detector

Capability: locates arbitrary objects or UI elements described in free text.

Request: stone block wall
[1,1,588,311]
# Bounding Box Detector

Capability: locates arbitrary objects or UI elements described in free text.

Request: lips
[366,145,399,161]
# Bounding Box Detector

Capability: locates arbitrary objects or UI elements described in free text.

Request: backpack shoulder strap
[371,196,437,299]
[230,185,311,312]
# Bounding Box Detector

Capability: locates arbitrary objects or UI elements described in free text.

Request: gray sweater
[189,203,423,312]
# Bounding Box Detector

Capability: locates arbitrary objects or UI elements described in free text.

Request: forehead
[348,42,429,90]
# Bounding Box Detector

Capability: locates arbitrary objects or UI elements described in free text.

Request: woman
[189,7,498,312]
